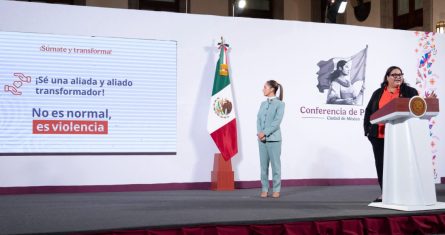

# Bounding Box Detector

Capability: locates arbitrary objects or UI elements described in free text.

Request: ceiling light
[237,0,246,9]
[436,21,445,34]
[338,0,348,14]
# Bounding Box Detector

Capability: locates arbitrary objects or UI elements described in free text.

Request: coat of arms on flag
[316,46,368,105]
[207,39,238,161]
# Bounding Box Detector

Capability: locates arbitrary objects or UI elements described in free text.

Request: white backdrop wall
[0,1,444,187]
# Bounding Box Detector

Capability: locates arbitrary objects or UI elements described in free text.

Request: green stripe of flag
[212,47,231,95]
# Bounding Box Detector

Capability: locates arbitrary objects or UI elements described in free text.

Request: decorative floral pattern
[414,31,439,180]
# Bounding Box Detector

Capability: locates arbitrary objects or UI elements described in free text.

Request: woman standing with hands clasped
[257,80,285,198]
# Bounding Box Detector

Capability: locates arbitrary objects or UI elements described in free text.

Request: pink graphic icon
[13,80,23,88]
[4,72,32,96]
[4,85,22,95]
[14,73,32,83]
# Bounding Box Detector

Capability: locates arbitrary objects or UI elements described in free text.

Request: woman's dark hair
[381,66,406,88]
[330,60,347,80]
[266,80,283,101]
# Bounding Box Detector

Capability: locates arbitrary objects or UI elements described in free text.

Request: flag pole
[210,36,235,191]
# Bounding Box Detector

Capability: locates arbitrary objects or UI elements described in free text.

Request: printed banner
[0,31,177,155]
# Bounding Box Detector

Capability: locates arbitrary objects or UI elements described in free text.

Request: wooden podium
[368,97,445,211]
[210,153,234,191]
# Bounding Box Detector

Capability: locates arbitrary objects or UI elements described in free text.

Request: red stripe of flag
[210,119,238,161]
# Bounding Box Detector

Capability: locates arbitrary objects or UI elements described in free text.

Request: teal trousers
[258,141,281,192]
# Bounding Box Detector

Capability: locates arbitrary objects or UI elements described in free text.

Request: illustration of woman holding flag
[327,60,365,105]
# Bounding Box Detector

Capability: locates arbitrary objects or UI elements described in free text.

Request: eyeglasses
[389,73,404,78]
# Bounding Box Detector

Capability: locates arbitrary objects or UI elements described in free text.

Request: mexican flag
[207,43,238,161]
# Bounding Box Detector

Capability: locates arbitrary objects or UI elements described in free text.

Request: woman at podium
[257,80,285,198]
[363,66,418,202]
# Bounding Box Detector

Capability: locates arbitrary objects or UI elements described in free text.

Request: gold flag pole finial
[218,37,229,76]
[218,37,229,48]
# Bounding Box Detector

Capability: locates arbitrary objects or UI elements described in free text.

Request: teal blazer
[257,98,285,142]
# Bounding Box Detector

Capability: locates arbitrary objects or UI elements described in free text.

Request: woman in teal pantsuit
[257,80,285,198]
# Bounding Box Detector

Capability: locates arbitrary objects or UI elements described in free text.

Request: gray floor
[1,185,445,235]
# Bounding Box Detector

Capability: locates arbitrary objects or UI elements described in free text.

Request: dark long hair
[381,66,407,88]
[266,80,283,101]
[330,60,347,80]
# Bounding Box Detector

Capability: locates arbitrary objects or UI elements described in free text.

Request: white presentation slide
[0,31,177,155]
